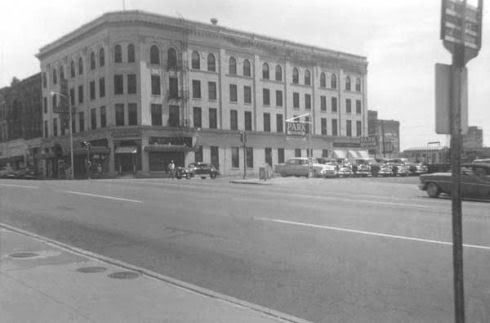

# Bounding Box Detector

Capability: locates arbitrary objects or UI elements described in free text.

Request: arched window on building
[345,76,351,91]
[191,51,200,69]
[70,60,75,78]
[99,48,105,67]
[114,44,122,63]
[262,63,269,79]
[320,72,326,88]
[304,69,311,85]
[127,44,135,63]
[168,48,177,69]
[90,52,96,70]
[292,68,299,84]
[355,77,361,92]
[229,56,237,75]
[331,73,337,89]
[243,59,251,76]
[207,53,215,72]
[78,57,84,75]
[150,45,160,65]
[275,65,282,81]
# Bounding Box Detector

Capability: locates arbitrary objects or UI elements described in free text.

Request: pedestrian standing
[168,160,175,179]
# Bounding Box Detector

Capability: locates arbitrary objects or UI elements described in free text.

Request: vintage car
[314,158,339,178]
[407,162,428,176]
[176,162,219,179]
[419,163,490,199]
[378,163,395,176]
[353,159,371,177]
[275,157,336,178]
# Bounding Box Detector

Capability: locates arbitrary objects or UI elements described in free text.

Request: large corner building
[37,10,368,177]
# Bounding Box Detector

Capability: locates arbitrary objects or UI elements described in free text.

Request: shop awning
[115,146,138,154]
[332,150,347,159]
[358,150,370,159]
[347,150,361,159]
[144,144,193,153]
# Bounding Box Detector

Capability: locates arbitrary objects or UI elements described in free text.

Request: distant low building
[462,126,483,149]
[402,146,449,164]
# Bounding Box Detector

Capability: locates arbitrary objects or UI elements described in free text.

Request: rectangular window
[276,90,283,107]
[115,104,124,126]
[99,78,105,98]
[246,147,254,168]
[169,77,178,98]
[209,108,217,129]
[346,120,352,137]
[356,100,362,114]
[265,148,272,166]
[230,84,237,102]
[322,149,329,157]
[78,85,84,103]
[195,146,203,163]
[332,119,338,136]
[263,113,271,132]
[90,81,96,100]
[232,147,240,168]
[276,114,283,133]
[305,94,311,110]
[321,96,327,111]
[43,97,47,114]
[44,120,48,138]
[52,95,57,111]
[151,75,161,95]
[244,111,252,131]
[193,107,202,128]
[100,106,106,128]
[91,108,97,129]
[70,88,75,106]
[346,99,352,113]
[211,146,219,170]
[128,103,137,125]
[127,74,137,94]
[192,80,201,99]
[208,81,217,100]
[244,86,252,104]
[114,75,123,95]
[293,92,299,109]
[151,104,162,126]
[356,120,362,137]
[78,111,85,132]
[169,105,180,127]
[278,148,285,164]
[53,118,58,137]
[230,110,238,130]
[295,148,301,157]
[331,97,338,113]
[263,88,270,106]
[321,118,327,135]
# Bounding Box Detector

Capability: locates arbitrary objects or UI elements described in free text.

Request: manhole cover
[108,271,140,279]
[9,252,39,258]
[76,266,107,273]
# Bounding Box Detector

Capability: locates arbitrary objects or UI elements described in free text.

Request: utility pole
[240,131,247,179]
[438,1,483,322]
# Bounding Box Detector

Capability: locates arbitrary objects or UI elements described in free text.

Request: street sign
[435,63,468,134]
[286,121,307,136]
[360,136,377,148]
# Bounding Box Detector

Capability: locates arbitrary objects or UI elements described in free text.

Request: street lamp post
[50,90,74,180]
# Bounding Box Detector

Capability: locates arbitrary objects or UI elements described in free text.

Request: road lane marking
[256,217,490,251]
[0,183,39,189]
[63,190,143,204]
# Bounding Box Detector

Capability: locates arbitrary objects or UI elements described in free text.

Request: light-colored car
[419,163,490,199]
[275,157,335,178]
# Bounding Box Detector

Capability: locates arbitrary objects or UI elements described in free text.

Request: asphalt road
[1,176,489,322]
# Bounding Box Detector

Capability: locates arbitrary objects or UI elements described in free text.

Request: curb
[230,180,273,185]
[0,222,311,323]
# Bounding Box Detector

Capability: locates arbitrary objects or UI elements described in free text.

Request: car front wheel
[426,182,441,198]
[210,172,217,179]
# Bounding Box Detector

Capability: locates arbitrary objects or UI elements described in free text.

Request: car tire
[427,182,441,198]
[210,172,216,179]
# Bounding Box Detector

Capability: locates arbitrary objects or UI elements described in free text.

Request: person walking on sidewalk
[168,160,175,179]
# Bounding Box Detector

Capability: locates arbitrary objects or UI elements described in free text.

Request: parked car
[419,163,490,199]
[378,163,395,177]
[314,158,339,178]
[176,162,219,179]
[275,157,335,178]
[352,159,371,177]
[407,162,428,176]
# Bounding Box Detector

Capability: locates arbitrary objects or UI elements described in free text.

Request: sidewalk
[0,224,310,323]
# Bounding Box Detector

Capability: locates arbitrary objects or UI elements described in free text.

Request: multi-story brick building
[367,110,400,158]
[37,10,368,177]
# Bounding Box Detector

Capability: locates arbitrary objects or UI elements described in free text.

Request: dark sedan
[419,164,490,199]
[176,162,219,179]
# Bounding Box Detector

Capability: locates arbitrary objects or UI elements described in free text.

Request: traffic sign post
[439,1,483,322]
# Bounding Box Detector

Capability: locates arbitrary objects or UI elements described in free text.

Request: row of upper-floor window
[42,44,362,92]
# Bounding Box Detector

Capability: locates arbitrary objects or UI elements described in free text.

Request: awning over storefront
[115,146,138,154]
[347,150,360,159]
[144,144,193,153]
[332,150,347,159]
[358,150,370,159]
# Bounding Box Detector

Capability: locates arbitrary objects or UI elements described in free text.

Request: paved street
[1,176,489,322]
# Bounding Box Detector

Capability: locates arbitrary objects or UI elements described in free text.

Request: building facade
[0,74,43,169]
[367,110,400,158]
[37,11,368,177]
[462,126,483,149]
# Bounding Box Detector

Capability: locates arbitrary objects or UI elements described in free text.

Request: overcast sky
[1,0,489,149]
